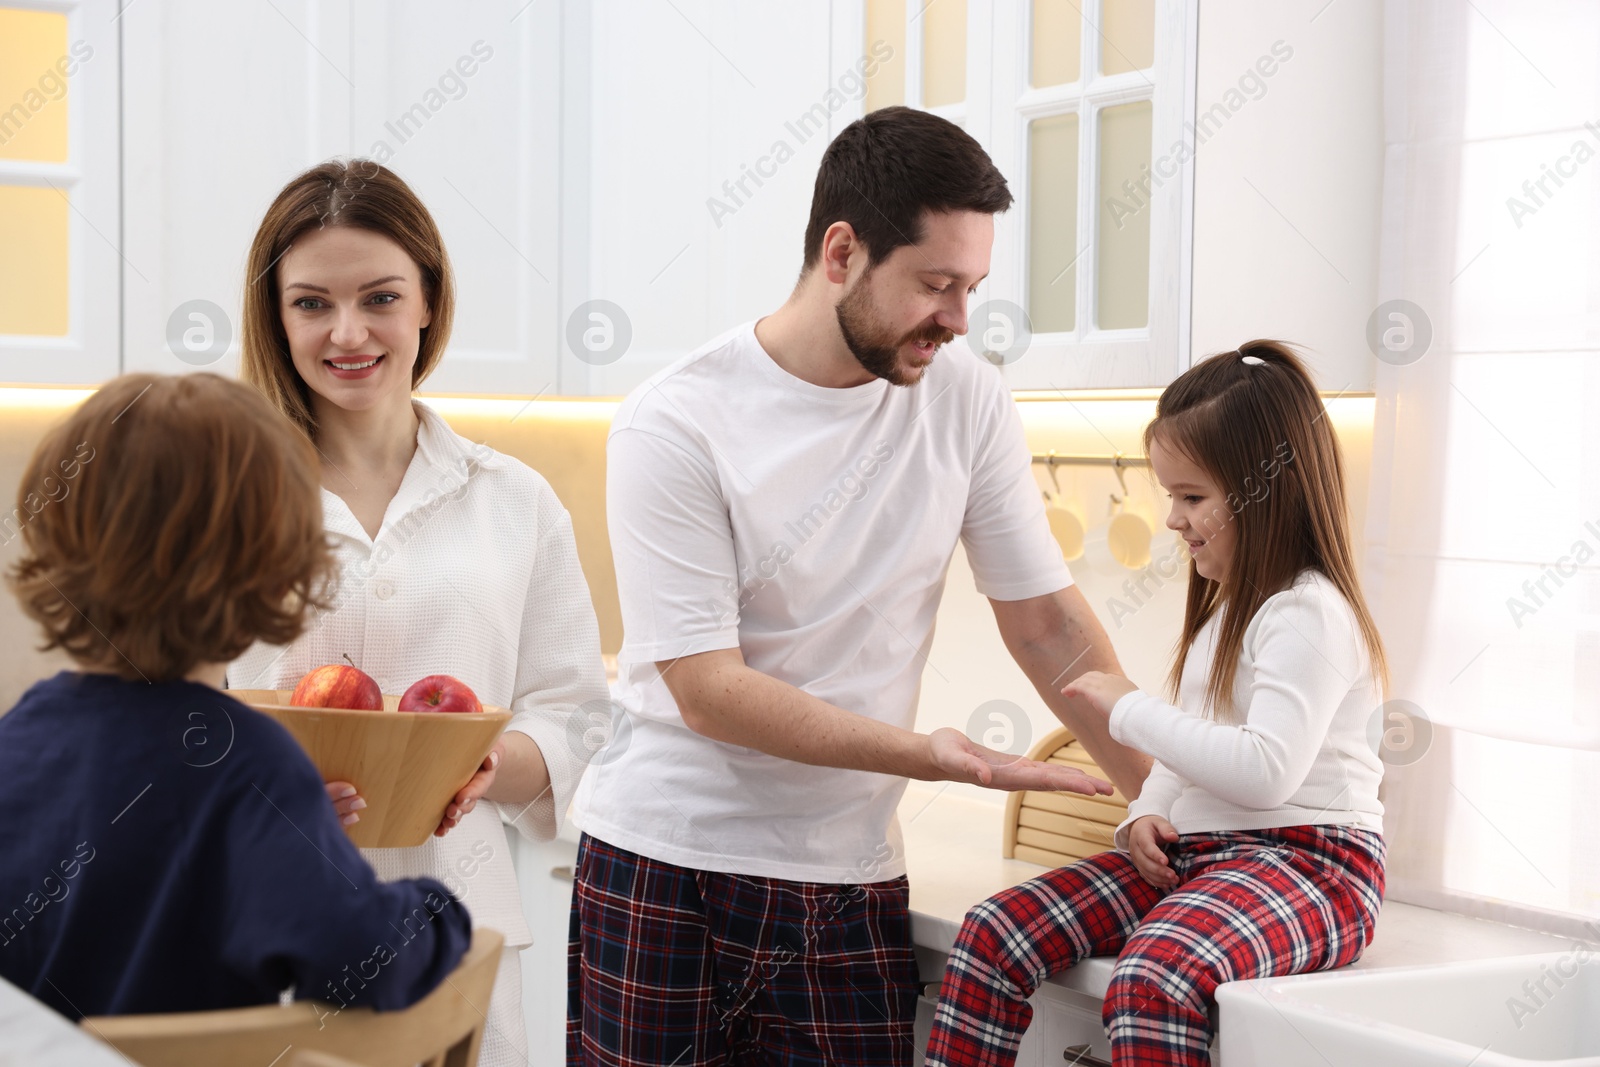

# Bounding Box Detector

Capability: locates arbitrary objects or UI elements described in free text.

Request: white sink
[1216,952,1600,1066]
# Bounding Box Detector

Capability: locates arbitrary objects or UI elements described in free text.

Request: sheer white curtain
[1368,0,1600,935]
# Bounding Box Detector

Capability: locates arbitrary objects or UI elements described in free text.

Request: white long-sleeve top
[1112,569,1385,851]
[230,402,608,947]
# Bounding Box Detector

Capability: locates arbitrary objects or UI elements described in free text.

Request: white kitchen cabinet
[118,0,564,395]
[1035,984,1117,1066]
[914,967,1202,1066]
[913,980,1113,1066]
[565,0,1200,397]
[975,0,1198,394]
[119,0,353,382]
[7,1,1376,396]
[558,0,840,397]
[113,0,849,398]
[1185,0,1384,393]
[508,827,579,1066]
[346,0,563,396]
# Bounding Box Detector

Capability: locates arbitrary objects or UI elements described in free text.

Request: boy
[0,373,470,1020]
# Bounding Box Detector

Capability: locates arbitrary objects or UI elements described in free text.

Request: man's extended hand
[928,727,1114,795]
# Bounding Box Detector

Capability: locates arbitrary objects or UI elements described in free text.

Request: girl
[925,341,1388,1067]
[229,160,608,1067]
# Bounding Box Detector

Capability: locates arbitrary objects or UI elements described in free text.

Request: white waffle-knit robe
[231,402,607,1064]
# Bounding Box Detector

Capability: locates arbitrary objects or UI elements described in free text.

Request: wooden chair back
[288,1051,369,1067]
[82,928,504,1067]
[1003,726,1130,866]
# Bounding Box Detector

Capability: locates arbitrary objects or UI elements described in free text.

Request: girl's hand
[1060,671,1139,717]
[325,781,366,827]
[1127,814,1180,890]
[435,742,504,838]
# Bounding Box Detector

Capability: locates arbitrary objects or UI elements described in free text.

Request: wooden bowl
[230,689,512,849]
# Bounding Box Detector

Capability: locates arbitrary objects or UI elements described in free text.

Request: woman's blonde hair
[1145,340,1387,719]
[240,159,455,438]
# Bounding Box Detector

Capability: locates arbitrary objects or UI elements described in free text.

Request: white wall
[1188,0,1384,389]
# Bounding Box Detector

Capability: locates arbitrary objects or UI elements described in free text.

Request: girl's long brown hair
[239,159,455,438]
[1146,340,1387,720]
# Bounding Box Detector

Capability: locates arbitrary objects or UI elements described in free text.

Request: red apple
[291,656,383,711]
[399,674,482,715]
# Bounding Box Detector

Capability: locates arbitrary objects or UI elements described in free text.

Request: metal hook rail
[1032,450,1150,501]
[1029,451,1150,469]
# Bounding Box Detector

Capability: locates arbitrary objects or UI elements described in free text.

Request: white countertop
[897,781,1579,998]
[0,978,128,1067]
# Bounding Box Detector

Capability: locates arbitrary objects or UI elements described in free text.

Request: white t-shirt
[1112,569,1386,850]
[574,321,1072,882]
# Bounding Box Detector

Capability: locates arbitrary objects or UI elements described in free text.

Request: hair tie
[1240,355,1266,365]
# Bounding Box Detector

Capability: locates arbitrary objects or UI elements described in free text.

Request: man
[569,105,1152,1066]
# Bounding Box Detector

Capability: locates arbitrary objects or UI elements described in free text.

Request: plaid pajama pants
[567,833,920,1066]
[925,824,1385,1067]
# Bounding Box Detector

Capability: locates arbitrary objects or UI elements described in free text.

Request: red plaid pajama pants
[567,833,920,1066]
[925,824,1385,1067]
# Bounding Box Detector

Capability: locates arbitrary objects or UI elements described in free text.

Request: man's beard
[835,271,955,387]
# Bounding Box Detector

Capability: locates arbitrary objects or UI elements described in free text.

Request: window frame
[857,0,1197,390]
[997,0,1195,390]
[905,0,968,127]
[0,0,120,386]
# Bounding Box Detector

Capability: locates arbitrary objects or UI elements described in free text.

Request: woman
[231,159,607,1065]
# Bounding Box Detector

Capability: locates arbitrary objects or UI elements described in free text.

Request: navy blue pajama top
[0,671,471,1020]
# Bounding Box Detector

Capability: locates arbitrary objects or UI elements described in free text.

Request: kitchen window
[861,0,1197,389]
[0,0,119,385]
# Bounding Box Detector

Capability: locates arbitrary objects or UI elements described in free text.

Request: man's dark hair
[802,105,1013,271]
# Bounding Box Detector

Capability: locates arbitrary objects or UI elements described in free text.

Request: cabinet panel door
[351,1,561,397]
[989,0,1197,392]
[1037,988,1114,1065]
[122,2,562,397]
[121,0,353,379]
[568,0,834,397]
[508,831,579,1067]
